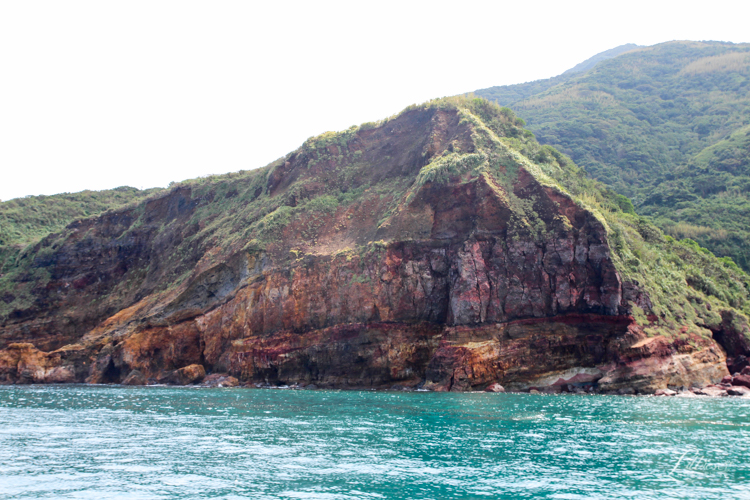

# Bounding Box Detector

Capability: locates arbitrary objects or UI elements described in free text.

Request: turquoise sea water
[0,386,748,499]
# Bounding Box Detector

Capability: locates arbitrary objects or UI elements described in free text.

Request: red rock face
[0,104,733,392]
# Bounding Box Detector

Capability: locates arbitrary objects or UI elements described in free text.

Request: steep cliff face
[1,97,747,392]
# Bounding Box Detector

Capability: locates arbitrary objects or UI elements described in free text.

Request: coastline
[4,379,749,398]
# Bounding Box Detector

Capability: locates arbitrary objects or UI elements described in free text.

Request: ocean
[1,385,748,499]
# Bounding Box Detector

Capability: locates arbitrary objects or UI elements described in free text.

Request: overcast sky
[1,0,748,201]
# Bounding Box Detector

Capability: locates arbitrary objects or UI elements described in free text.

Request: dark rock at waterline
[727,386,750,397]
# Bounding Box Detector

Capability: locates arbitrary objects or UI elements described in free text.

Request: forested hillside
[476,41,750,270]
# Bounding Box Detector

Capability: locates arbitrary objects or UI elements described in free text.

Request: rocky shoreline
[56,362,747,398]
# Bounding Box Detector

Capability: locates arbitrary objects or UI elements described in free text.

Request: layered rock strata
[0,100,745,393]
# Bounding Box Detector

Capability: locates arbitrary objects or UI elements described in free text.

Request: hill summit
[1,97,748,392]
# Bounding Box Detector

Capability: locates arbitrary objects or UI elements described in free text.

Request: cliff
[1,97,749,393]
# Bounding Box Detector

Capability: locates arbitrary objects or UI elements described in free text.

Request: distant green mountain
[475,41,750,270]
[562,43,642,75]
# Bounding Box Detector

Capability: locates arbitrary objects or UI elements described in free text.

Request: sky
[1,0,749,201]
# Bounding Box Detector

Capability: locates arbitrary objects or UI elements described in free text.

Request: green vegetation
[475,41,750,269]
[562,43,642,75]
[0,186,162,270]
[0,186,162,248]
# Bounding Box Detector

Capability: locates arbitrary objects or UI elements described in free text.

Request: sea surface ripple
[1,385,748,499]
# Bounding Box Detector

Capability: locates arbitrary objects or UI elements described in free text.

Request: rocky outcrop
[122,369,147,386]
[0,100,743,392]
[0,343,87,384]
[158,364,206,385]
[201,373,239,387]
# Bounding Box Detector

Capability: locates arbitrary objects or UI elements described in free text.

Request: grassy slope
[2,97,748,342]
[475,41,750,269]
[0,186,163,270]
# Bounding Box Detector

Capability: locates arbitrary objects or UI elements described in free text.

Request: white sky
[1,0,748,201]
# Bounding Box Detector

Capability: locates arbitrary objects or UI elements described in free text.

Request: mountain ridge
[562,43,642,75]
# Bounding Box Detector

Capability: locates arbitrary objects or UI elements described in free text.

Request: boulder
[122,369,147,386]
[731,374,750,389]
[742,366,750,376]
[722,375,734,384]
[159,364,206,385]
[485,383,505,393]
[654,388,677,396]
[727,386,750,397]
[693,385,727,397]
[201,373,239,388]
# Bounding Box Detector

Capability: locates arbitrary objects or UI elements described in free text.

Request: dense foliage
[476,41,750,269]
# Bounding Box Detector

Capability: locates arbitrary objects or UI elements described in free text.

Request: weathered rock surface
[0,100,745,392]
[0,343,86,384]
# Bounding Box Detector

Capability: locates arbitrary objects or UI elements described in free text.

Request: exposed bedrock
[0,104,739,392]
[0,235,728,393]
